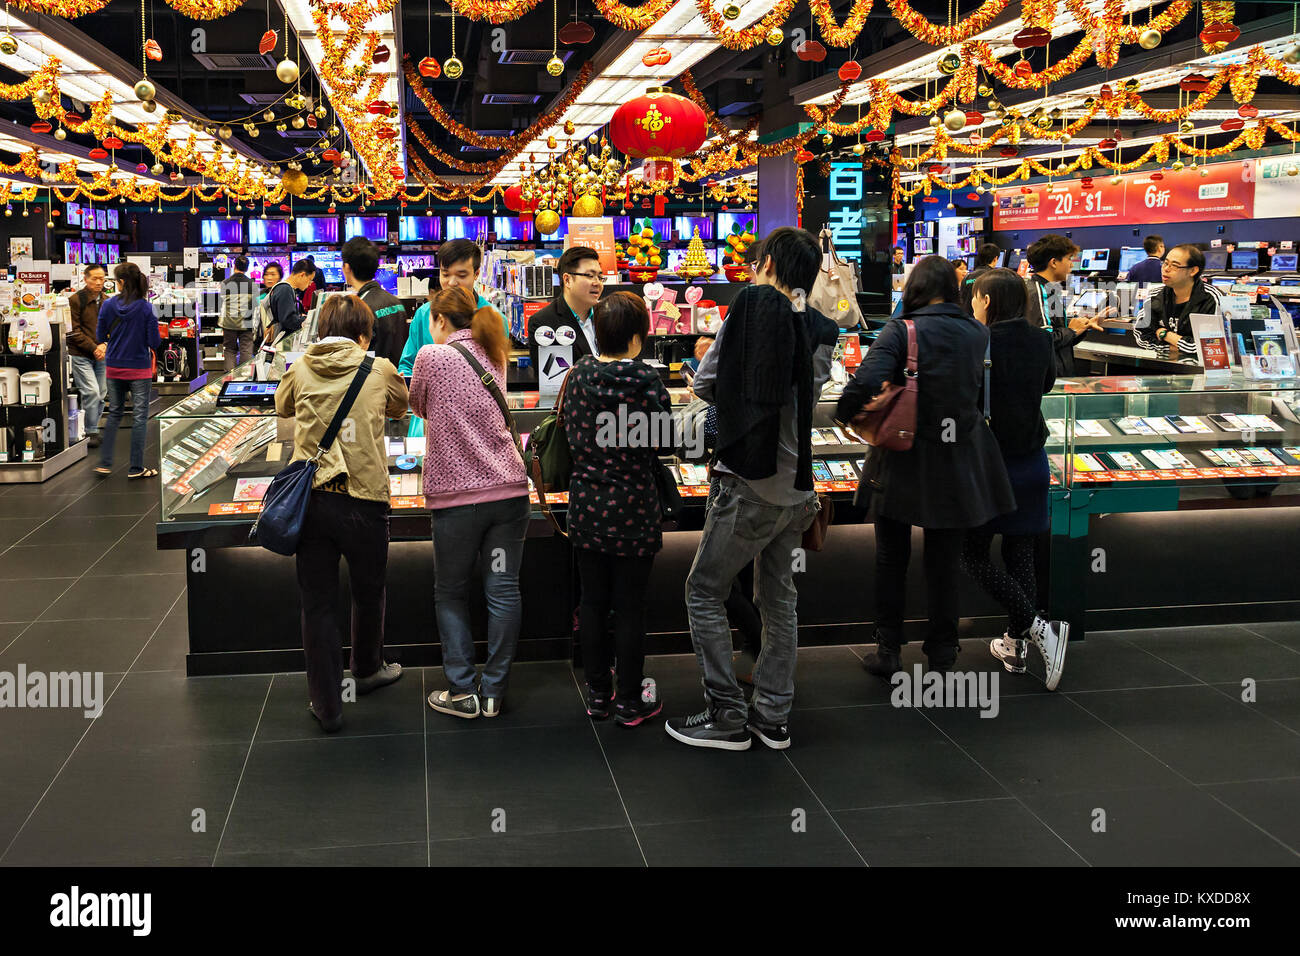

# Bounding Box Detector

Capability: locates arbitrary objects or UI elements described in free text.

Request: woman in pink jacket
[409,286,529,720]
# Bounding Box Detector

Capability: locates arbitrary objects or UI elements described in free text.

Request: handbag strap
[983,335,992,424]
[314,357,373,460]
[449,341,525,466]
[902,319,918,378]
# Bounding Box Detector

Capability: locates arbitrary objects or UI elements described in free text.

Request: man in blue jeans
[666,227,837,751]
[66,264,108,448]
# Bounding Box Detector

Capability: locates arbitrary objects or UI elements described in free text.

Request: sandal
[127,468,158,480]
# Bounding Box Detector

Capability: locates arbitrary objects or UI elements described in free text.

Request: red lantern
[258,30,277,56]
[30,121,52,134]
[418,57,441,78]
[558,21,595,45]
[88,147,108,160]
[1013,59,1034,78]
[838,61,861,82]
[1180,73,1211,93]
[1098,137,1118,149]
[1221,118,1244,132]
[504,184,525,211]
[144,38,163,62]
[372,44,391,64]
[1200,24,1240,46]
[796,40,827,63]
[136,163,148,173]
[322,148,339,162]
[865,128,885,142]
[1238,103,1259,119]
[103,136,124,150]
[1012,27,1050,48]
[610,88,706,160]
[641,47,671,68]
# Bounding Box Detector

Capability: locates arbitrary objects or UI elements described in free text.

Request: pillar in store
[801,146,894,300]
[758,153,798,238]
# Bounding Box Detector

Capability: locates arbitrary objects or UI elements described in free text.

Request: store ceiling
[0,1,1294,197]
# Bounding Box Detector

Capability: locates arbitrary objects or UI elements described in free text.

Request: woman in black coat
[836,256,1014,673]
[962,269,1069,690]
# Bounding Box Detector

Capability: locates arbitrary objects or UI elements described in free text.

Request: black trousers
[962,530,1038,638]
[295,491,390,719]
[575,549,654,699]
[873,515,964,660]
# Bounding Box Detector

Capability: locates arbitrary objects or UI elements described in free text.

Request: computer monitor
[1077,248,1111,271]
[1269,252,1297,272]
[1005,251,1023,270]
[1280,277,1300,287]
[296,217,339,244]
[1211,276,1235,289]
[247,218,289,245]
[1118,247,1145,273]
[1203,248,1229,271]
[1231,249,1259,271]
[995,251,1007,267]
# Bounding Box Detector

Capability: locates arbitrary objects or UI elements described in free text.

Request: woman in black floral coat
[563,291,672,727]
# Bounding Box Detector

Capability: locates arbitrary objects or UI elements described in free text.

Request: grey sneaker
[354,661,402,695]
[665,707,751,751]
[1028,617,1070,691]
[427,689,480,719]
[989,634,1027,674]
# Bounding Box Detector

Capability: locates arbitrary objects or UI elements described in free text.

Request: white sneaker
[989,633,1027,674]
[1028,617,1070,691]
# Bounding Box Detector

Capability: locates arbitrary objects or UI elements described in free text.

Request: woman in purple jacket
[409,286,529,720]
[93,262,159,478]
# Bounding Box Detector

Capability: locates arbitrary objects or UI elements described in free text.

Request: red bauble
[1180,73,1211,93]
[865,128,885,142]
[322,148,340,162]
[1013,59,1034,78]
[103,136,124,150]
[1012,27,1051,48]
[88,147,109,160]
[1200,24,1240,46]
[1237,104,1259,119]
[610,88,706,160]
[136,163,148,173]
[418,57,441,79]
[796,40,827,63]
[258,30,277,55]
[838,61,861,82]
[30,121,52,134]
[1220,118,1244,131]
[144,39,163,62]
[558,21,596,45]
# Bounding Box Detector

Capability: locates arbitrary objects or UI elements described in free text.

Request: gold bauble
[765,27,783,46]
[1171,160,1184,170]
[1138,28,1161,50]
[1285,45,1300,65]
[535,209,561,236]
[975,184,986,194]
[987,97,1001,111]
[1110,176,1122,185]
[280,168,308,197]
[546,55,564,77]
[563,120,575,135]
[291,116,305,129]
[444,56,464,79]
[722,2,741,19]
[142,99,157,113]
[0,32,17,56]
[286,93,305,110]
[938,52,962,75]
[1060,133,1071,143]
[276,58,300,83]
[328,125,339,136]
[218,124,233,140]
[546,135,557,149]
[1122,79,1140,93]
[822,133,833,146]
[150,163,164,174]
[1179,120,1195,133]
[53,128,66,141]
[943,108,966,131]
[977,83,993,97]
[315,105,328,119]
[275,122,287,132]
[263,109,276,122]
[249,126,260,137]
[33,88,51,107]
[851,143,865,155]
[133,78,156,101]
[572,193,603,217]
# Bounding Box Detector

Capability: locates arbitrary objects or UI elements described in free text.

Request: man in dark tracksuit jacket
[1133,245,1222,358]
[342,236,408,367]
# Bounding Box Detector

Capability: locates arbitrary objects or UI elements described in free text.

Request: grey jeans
[685,474,819,724]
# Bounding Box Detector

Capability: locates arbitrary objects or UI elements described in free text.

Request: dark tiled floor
[0,427,1298,865]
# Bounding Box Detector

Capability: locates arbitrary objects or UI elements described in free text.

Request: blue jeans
[69,355,106,436]
[431,495,530,696]
[100,378,151,472]
[686,475,819,724]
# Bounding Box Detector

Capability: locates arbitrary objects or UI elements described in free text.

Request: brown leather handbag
[845,319,918,452]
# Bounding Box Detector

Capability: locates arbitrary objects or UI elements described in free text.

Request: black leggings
[575,549,655,699]
[961,530,1038,638]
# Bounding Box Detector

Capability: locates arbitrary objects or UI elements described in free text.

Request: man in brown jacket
[66,264,108,448]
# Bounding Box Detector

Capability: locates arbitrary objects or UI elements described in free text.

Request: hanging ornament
[642,47,672,68]
[327,125,339,136]
[445,56,464,79]
[151,162,164,174]
[938,52,961,75]
[1012,27,1050,48]
[558,21,595,44]
[943,107,967,131]
[821,133,833,146]
[546,55,565,76]
[314,104,328,119]
[796,41,827,63]
[1238,103,1259,119]
[1013,58,1033,78]
[144,38,163,62]
[276,58,299,84]
[1138,29,1162,50]
[977,83,993,97]
[218,125,233,140]
[610,87,707,159]
[765,27,784,47]
[838,61,861,83]
[535,209,561,235]
[722,2,741,19]
[1285,45,1300,65]
[275,122,288,132]
[1178,120,1195,133]
[563,120,576,135]
[0,32,18,56]
[258,30,278,56]
[572,193,603,217]
[372,44,391,65]
[928,114,942,128]
[418,56,441,78]
[30,121,51,134]
[54,128,66,141]
[291,116,305,129]
[263,109,276,122]
[307,115,317,129]
[851,143,865,155]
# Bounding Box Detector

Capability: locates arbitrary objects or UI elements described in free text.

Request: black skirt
[980,448,1049,536]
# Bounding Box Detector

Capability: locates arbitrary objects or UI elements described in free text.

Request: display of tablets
[1166,415,1214,434]
[216,380,279,406]
[1075,419,1110,437]
[1141,417,1180,435]
[1114,416,1158,436]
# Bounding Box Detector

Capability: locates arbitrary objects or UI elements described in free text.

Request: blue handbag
[250,357,374,555]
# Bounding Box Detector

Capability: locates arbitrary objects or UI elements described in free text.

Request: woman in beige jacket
[275,295,409,732]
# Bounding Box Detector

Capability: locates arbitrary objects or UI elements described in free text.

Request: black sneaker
[427,689,480,719]
[862,636,901,676]
[614,678,662,727]
[748,717,790,750]
[665,707,751,751]
[585,683,614,721]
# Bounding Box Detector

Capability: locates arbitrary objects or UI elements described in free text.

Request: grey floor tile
[0,544,108,580]
[1240,621,1300,654]
[0,578,74,623]
[636,811,865,867]
[40,572,185,622]
[1068,685,1300,785]
[19,515,142,548]
[0,619,154,674]
[1210,679,1300,733]
[1050,633,1199,692]
[256,671,424,742]
[217,840,428,867]
[1112,624,1300,682]
[428,826,645,867]
[1202,777,1300,855]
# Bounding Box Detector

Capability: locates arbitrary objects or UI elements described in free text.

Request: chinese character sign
[829,163,865,257]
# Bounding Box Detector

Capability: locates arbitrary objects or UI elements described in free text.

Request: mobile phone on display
[811,460,832,482]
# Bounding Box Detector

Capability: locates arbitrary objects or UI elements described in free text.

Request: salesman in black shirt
[342,236,408,367]
[1135,244,1221,356]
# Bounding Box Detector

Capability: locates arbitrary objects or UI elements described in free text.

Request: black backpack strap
[449,342,525,465]
[315,357,373,459]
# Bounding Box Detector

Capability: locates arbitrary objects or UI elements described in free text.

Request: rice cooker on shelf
[0,366,19,405]
[21,371,52,405]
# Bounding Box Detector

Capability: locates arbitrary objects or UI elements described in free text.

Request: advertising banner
[1253,155,1300,220]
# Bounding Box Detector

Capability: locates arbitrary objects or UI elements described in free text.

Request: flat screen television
[1204,249,1229,271]
[667,248,720,269]
[375,259,400,294]
[626,217,671,241]
[1211,276,1235,288]
[1005,251,1023,270]
[309,250,343,284]
[1231,249,1259,271]
[343,215,388,241]
[108,244,119,263]
[95,243,107,263]
[66,202,81,227]
[716,212,757,239]
[247,218,289,245]
[398,216,442,242]
[674,215,715,241]
[612,217,632,241]
[247,256,287,284]
[295,217,338,244]
[201,218,243,245]
[106,209,118,230]
[1269,252,1297,272]
[397,254,437,273]
[492,217,533,241]
[95,209,107,231]
[1118,247,1145,273]
[64,240,80,264]
[445,216,489,240]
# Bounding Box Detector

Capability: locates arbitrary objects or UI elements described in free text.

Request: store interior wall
[994,217,1300,254]
[0,213,51,261]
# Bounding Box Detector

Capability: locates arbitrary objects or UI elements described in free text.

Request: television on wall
[398,216,442,242]
[200,218,243,245]
[95,243,108,263]
[108,244,120,262]
[716,212,757,239]
[247,218,289,245]
[65,240,81,264]
[343,215,388,241]
[445,216,488,240]
[309,250,344,283]
[295,216,339,244]
[95,209,107,231]
[674,215,715,241]
[247,256,287,284]
[375,259,400,293]
[66,202,81,227]
[492,217,533,241]
[397,254,437,273]
[106,209,118,230]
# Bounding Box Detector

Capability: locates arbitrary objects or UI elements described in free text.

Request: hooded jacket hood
[301,339,365,378]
